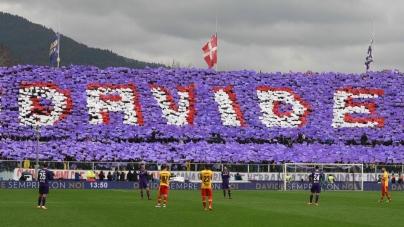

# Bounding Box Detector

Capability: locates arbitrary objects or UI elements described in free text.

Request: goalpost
[283,163,364,191]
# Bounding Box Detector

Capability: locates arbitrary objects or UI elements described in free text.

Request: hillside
[0,12,164,69]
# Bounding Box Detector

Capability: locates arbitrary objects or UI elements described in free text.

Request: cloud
[1,0,404,73]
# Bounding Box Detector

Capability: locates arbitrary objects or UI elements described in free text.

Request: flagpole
[373,17,375,71]
[57,9,60,68]
[215,15,217,72]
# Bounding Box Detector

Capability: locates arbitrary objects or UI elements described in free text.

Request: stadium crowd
[0,65,403,165]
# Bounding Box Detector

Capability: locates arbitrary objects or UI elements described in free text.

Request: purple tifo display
[1,140,402,163]
[0,65,403,163]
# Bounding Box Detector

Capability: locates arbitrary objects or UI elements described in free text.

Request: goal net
[283,163,364,191]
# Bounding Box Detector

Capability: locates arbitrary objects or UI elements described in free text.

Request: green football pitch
[1,189,402,227]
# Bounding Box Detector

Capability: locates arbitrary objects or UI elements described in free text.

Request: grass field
[1,189,402,227]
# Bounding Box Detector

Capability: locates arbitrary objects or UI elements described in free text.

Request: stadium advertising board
[1,181,403,191]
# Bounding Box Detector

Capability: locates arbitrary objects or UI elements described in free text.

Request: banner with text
[13,168,379,182]
[2,181,404,191]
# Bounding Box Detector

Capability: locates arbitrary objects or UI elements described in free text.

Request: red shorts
[201,188,212,197]
[159,185,169,195]
[382,185,388,193]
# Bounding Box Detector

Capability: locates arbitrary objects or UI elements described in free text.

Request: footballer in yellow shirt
[378,167,391,202]
[156,164,171,208]
[200,165,213,210]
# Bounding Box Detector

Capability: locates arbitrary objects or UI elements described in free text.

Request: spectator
[398,174,403,184]
[132,169,138,182]
[147,172,153,183]
[127,170,133,181]
[391,173,396,184]
[86,171,96,182]
[19,173,27,181]
[285,173,291,184]
[99,171,105,181]
[172,165,178,171]
[235,173,242,180]
[186,161,191,171]
[116,171,120,181]
[23,158,30,169]
[328,174,335,183]
[74,172,80,181]
[377,175,382,184]
[51,171,56,181]
[107,172,113,181]
[308,174,313,183]
[120,171,125,181]
[113,170,118,181]
[321,170,327,187]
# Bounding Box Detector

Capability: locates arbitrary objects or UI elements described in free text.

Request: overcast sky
[1,0,403,73]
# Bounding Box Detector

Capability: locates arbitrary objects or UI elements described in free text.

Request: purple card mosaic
[0,65,402,162]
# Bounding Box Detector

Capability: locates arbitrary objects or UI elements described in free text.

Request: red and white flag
[202,33,217,68]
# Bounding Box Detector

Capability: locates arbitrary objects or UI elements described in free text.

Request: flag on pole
[364,37,373,71]
[202,33,217,68]
[49,33,59,65]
